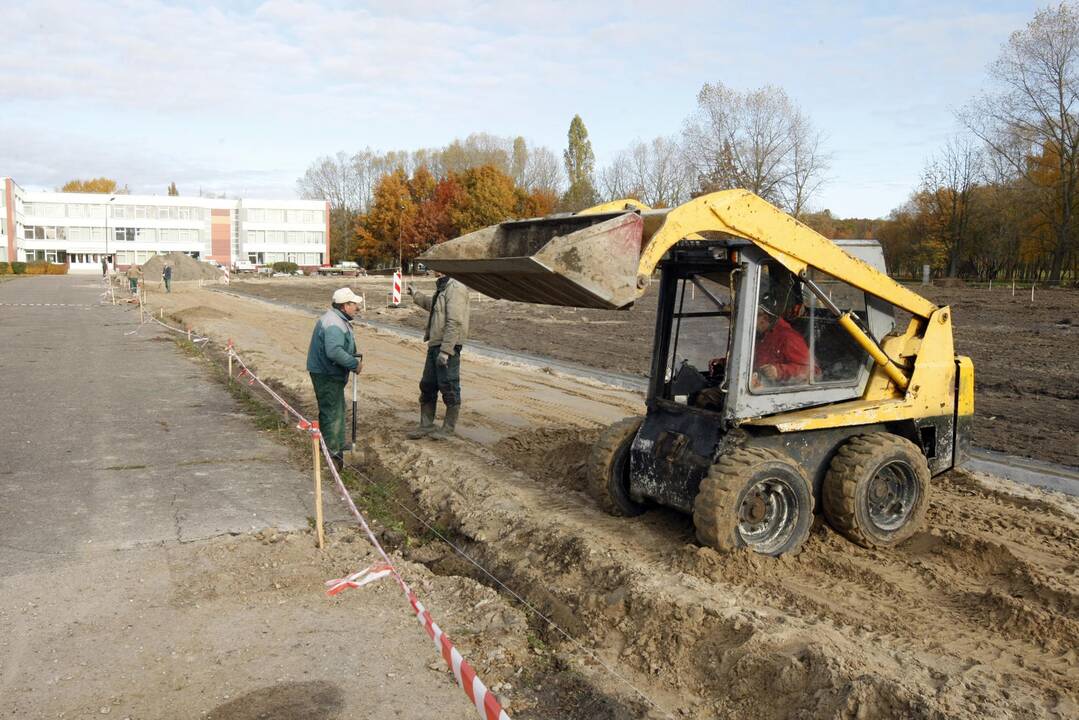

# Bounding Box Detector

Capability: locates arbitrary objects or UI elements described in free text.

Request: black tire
[823,433,931,549]
[693,446,814,557]
[588,416,646,517]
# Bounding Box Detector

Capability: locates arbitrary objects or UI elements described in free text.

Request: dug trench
[155,286,1077,720]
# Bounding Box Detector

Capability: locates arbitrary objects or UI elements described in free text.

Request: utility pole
[104,196,115,268]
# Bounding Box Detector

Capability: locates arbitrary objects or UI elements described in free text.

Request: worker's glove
[406,283,416,296]
[437,351,451,367]
[353,353,363,373]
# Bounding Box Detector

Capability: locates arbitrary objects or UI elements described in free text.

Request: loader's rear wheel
[693,447,814,557]
[588,416,645,517]
[823,433,930,549]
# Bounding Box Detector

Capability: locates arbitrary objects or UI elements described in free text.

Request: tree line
[863,3,1078,284]
[299,83,829,269]
[300,3,1076,284]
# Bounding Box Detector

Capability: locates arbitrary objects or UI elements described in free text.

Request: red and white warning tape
[125,308,516,720]
[314,433,511,720]
[325,563,394,595]
[225,343,512,720]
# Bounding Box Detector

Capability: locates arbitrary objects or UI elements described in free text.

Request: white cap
[332,287,362,304]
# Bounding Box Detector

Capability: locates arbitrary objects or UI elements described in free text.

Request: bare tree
[600,136,693,207]
[921,136,984,277]
[960,2,1079,284]
[522,146,564,195]
[297,152,361,211]
[682,81,829,214]
[782,110,831,218]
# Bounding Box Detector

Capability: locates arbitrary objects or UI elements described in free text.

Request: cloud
[0,0,1042,215]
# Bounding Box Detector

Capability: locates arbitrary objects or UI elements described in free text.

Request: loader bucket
[419,211,645,310]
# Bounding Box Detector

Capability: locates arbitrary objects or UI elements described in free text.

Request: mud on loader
[420,190,974,556]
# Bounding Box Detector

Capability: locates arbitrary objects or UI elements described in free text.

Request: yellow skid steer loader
[420,190,974,556]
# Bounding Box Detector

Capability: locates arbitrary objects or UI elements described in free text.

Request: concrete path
[0,275,317,575]
[0,275,487,720]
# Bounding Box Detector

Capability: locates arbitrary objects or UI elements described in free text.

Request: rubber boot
[430,404,460,441]
[406,402,437,439]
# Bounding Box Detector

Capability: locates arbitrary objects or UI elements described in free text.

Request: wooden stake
[989,279,992,290]
[1031,283,1035,304]
[1012,279,1016,296]
[313,431,325,550]
[227,350,233,381]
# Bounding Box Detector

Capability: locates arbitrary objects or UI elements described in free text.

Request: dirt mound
[493,427,597,490]
[141,252,223,282]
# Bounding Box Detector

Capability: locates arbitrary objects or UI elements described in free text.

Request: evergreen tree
[561,115,597,211]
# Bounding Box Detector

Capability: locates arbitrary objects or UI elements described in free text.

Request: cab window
[664,271,734,409]
[750,263,870,393]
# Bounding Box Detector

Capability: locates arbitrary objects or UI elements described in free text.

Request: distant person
[163,264,173,293]
[406,272,470,440]
[126,264,142,295]
[101,256,108,277]
[306,288,363,467]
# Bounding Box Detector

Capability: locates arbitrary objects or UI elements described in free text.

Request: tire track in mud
[368,426,1078,719]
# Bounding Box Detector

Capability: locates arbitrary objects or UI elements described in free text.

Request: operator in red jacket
[753,302,811,386]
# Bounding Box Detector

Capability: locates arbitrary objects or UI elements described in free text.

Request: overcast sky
[0,0,1043,217]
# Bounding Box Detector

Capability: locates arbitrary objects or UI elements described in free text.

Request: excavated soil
[140,286,1079,720]
[229,277,1079,468]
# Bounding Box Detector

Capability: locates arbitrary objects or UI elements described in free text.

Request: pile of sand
[141,252,223,282]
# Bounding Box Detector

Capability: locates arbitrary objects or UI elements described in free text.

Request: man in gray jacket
[407,273,470,440]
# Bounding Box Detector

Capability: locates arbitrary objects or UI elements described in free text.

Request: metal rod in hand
[313,428,325,550]
[351,370,358,453]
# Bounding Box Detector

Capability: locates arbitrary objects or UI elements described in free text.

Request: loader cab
[630,239,896,513]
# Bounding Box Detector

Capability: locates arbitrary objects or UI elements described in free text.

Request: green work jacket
[306,308,358,381]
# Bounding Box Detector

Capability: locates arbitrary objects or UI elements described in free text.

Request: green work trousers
[310,372,348,455]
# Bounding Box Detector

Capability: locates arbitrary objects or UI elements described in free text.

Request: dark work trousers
[419,345,462,406]
[164,276,172,293]
[310,372,347,454]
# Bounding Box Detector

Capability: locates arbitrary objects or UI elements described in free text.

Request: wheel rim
[737,476,799,554]
[865,459,919,532]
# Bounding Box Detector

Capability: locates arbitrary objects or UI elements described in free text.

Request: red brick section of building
[210,208,231,265]
[4,179,15,262]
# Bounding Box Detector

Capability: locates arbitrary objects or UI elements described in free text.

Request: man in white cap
[306,287,363,466]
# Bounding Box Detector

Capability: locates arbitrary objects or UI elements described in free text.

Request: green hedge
[10,262,26,274]
[271,261,299,274]
[0,262,8,274]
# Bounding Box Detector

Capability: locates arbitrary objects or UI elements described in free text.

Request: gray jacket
[414,277,470,354]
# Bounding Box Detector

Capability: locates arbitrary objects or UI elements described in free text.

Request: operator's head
[332,287,362,319]
[756,296,778,333]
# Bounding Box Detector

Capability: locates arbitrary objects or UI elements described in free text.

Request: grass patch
[105,464,148,471]
[168,334,414,538]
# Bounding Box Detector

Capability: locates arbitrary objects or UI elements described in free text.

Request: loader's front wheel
[588,416,646,517]
[823,433,930,549]
[694,447,814,557]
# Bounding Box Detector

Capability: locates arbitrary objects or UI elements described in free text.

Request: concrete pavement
[0,275,318,575]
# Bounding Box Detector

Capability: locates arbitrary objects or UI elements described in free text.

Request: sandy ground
[1,530,540,720]
[136,283,1079,720]
[225,276,1079,468]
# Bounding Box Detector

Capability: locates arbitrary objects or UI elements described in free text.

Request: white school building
[2,177,330,272]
